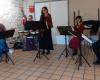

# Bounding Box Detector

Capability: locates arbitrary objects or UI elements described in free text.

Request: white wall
[69,0,100,26]
[0,0,22,30]
[23,0,69,44]
[23,0,34,19]
[34,0,68,44]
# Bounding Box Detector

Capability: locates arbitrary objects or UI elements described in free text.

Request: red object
[29,5,34,13]
[74,23,84,33]
[69,37,80,49]
[22,16,27,27]
[43,14,53,29]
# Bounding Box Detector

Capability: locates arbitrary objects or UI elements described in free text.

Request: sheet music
[68,29,93,44]
[82,34,93,44]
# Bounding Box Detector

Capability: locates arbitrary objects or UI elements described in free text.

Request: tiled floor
[0,45,100,80]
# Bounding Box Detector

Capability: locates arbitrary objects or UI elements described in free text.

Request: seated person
[0,24,9,60]
[69,16,84,56]
[24,15,37,50]
[25,15,35,36]
[92,30,100,65]
[25,15,34,31]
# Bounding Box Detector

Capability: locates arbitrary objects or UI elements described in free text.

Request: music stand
[32,21,49,62]
[0,29,15,65]
[67,29,91,70]
[57,26,73,59]
[32,21,44,31]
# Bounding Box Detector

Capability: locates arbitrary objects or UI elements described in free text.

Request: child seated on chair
[69,16,84,56]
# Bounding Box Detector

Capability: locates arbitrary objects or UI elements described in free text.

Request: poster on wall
[29,5,34,13]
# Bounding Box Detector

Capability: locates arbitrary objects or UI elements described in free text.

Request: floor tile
[0,45,99,80]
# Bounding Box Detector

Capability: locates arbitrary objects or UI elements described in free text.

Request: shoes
[72,49,77,56]
[46,52,50,55]
[72,52,77,56]
[41,51,45,55]
[8,48,14,55]
[93,60,100,65]
[46,50,50,55]
[41,50,50,55]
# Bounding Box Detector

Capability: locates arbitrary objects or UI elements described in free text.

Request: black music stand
[0,29,15,65]
[32,21,49,62]
[32,21,44,31]
[67,29,91,70]
[57,26,73,59]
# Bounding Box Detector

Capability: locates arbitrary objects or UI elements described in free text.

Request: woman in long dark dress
[39,7,53,54]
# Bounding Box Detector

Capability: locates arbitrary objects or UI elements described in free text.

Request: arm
[48,14,53,29]
[74,23,84,33]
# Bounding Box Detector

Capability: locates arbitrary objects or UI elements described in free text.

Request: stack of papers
[82,34,93,44]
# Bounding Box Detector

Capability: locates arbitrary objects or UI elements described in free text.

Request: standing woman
[39,7,53,54]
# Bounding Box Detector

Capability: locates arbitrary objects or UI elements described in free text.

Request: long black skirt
[39,29,53,50]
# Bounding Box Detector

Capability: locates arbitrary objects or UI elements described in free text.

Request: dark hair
[75,16,82,21]
[28,15,33,19]
[41,6,48,15]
